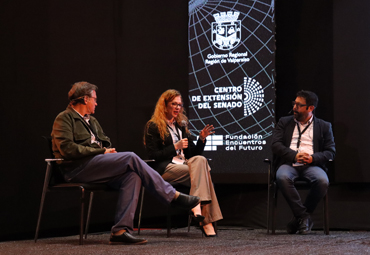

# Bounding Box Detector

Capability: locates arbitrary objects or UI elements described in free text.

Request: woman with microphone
[144,89,222,237]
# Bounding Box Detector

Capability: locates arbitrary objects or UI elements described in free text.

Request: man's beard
[294,111,305,122]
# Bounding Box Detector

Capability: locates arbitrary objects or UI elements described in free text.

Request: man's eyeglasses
[171,102,183,108]
[88,96,97,103]
[292,101,307,108]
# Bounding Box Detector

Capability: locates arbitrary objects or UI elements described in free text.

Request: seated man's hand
[105,148,117,154]
[295,152,312,164]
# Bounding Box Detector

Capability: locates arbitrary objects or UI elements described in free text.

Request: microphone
[180,120,188,134]
[180,120,188,127]
[288,108,293,114]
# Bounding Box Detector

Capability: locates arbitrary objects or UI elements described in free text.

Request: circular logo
[244,77,264,116]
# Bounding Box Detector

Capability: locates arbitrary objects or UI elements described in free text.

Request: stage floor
[1,227,370,254]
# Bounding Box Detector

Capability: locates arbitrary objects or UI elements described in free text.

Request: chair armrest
[45,158,64,162]
[144,159,155,163]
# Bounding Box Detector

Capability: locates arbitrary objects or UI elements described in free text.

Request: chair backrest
[42,136,66,185]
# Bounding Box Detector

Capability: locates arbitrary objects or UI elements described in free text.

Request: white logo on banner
[197,135,223,151]
[212,12,241,50]
[243,77,264,116]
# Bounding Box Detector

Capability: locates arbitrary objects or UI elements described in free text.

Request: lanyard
[296,121,312,149]
[167,124,181,141]
[81,115,102,148]
[167,124,182,155]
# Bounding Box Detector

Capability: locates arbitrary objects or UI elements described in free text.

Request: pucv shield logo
[212,11,241,51]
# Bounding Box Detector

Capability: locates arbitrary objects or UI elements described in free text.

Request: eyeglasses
[292,101,307,108]
[171,102,183,108]
[88,96,97,103]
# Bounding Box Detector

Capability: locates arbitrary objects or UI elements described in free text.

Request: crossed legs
[65,152,176,233]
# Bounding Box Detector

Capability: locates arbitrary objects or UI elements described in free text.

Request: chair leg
[267,184,273,234]
[84,192,94,239]
[167,206,172,237]
[34,189,47,242]
[35,163,53,243]
[267,189,270,234]
[138,187,145,235]
[324,193,329,235]
[272,188,278,235]
[187,214,191,232]
[79,187,85,245]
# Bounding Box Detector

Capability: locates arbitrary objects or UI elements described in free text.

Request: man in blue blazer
[271,90,335,234]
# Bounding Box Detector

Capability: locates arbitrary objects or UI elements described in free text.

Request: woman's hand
[199,124,215,141]
[175,138,188,150]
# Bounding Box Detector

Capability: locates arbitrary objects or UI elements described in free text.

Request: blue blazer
[271,115,336,171]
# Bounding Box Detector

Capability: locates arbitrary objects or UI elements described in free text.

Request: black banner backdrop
[188,0,275,183]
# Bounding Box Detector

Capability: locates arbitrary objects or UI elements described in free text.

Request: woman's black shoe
[189,211,205,222]
[200,226,217,237]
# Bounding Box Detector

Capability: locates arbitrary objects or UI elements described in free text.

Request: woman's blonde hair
[145,89,189,143]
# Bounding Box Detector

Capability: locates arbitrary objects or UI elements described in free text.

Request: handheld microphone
[180,120,188,127]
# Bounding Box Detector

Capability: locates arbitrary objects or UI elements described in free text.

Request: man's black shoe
[171,193,200,210]
[286,217,299,234]
[298,216,313,235]
[109,231,148,245]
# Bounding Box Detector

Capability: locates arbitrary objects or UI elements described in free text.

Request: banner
[188,0,275,181]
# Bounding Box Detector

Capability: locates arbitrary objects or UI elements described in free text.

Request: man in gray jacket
[51,81,200,245]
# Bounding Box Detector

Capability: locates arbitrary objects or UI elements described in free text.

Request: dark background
[1,0,370,241]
